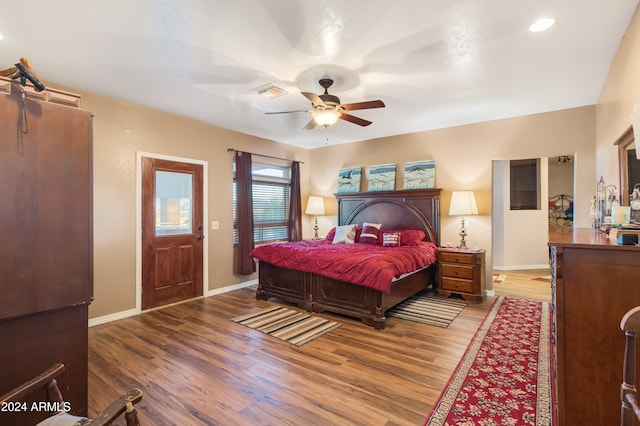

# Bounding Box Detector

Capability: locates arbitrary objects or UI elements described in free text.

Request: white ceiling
[1,1,638,149]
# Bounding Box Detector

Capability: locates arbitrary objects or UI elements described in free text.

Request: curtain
[234,151,256,275]
[288,161,302,241]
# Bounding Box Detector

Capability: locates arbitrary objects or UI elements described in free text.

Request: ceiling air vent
[251,83,288,99]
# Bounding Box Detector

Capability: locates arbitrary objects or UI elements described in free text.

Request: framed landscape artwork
[337,167,362,193]
[403,160,436,189]
[368,164,396,191]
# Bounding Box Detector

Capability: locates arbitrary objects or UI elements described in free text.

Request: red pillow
[359,222,382,244]
[377,229,426,246]
[325,227,336,241]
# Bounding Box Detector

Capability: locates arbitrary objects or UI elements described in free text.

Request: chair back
[621,306,640,426]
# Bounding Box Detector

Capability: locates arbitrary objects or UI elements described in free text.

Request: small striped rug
[231,306,341,346]
[387,293,467,328]
[493,274,508,283]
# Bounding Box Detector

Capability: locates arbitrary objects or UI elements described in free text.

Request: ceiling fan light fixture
[312,109,340,127]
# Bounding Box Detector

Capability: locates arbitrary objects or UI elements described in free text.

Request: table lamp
[449,191,478,248]
[305,196,325,239]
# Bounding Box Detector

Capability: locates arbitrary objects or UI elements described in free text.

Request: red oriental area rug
[424,297,553,425]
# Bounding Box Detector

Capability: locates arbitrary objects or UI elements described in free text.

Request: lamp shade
[305,196,325,215]
[311,110,340,127]
[449,191,478,216]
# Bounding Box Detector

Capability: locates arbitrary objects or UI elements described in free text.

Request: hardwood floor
[492,268,553,302]
[87,271,551,425]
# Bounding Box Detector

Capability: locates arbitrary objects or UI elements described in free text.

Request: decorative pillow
[326,226,362,241]
[399,229,426,246]
[359,222,382,244]
[381,232,401,247]
[377,229,426,246]
[332,224,357,244]
[325,227,336,241]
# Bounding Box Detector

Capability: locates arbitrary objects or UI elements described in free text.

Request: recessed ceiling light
[0,34,4,41]
[529,18,555,32]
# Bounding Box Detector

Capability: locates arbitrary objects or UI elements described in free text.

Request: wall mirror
[615,126,640,222]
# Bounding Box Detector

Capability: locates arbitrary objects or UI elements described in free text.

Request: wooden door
[142,157,203,309]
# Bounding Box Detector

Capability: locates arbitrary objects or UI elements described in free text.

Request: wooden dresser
[437,247,486,302]
[549,228,640,425]
[0,80,93,425]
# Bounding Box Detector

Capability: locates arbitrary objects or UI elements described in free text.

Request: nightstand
[437,247,486,302]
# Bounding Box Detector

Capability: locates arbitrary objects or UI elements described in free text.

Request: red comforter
[250,240,438,293]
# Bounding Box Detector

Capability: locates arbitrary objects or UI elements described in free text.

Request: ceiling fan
[265,78,385,130]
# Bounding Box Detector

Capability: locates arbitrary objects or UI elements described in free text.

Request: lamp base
[313,216,319,240]
[459,218,468,248]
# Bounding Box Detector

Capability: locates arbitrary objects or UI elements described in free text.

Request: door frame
[136,151,208,313]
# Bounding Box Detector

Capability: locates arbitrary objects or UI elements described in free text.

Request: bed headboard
[335,189,442,245]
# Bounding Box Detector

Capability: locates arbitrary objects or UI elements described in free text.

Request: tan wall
[77,92,309,318]
[597,4,640,190]
[308,106,597,288]
[75,2,640,318]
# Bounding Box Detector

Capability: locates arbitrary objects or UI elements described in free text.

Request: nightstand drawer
[439,251,475,264]
[440,277,473,293]
[440,264,474,279]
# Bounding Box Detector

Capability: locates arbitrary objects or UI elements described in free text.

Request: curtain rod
[227,148,304,164]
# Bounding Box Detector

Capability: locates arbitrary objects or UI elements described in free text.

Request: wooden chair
[621,306,640,426]
[0,363,143,425]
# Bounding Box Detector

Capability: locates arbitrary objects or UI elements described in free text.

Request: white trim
[89,309,137,327]
[485,289,496,297]
[89,280,258,326]
[207,279,258,297]
[493,264,550,271]
[136,151,209,314]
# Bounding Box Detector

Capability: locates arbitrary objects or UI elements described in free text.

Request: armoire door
[0,88,93,320]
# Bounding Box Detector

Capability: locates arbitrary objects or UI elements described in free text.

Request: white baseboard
[89,309,137,327]
[493,264,550,271]
[486,289,496,297]
[206,279,258,297]
[89,279,260,327]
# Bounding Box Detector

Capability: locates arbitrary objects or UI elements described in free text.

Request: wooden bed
[256,189,441,330]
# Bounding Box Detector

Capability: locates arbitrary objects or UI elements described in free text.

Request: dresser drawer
[440,264,474,279]
[439,251,475,264]
[440,277,473,293]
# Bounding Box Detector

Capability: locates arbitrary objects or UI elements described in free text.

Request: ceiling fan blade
[301,91,325,106]
[265,109,310,115]
[303,119,317,130]
[339,113,372,127]
[340,100,385,111]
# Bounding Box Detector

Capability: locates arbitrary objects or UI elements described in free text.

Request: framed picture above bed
[368,163,396,191]
[403,160,436,189]
[337,167,362,193]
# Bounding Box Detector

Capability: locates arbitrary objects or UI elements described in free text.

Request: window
[510,158,540,210]
[233,161,291,244]
[155,170,193,236]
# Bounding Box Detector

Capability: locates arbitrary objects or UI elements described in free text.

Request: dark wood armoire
[0,78,93,425]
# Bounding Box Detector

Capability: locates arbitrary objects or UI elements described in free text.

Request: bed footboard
[256,261,312,311]
[257,261,435,330]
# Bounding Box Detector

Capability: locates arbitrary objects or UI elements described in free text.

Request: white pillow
[332,224,357,244]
